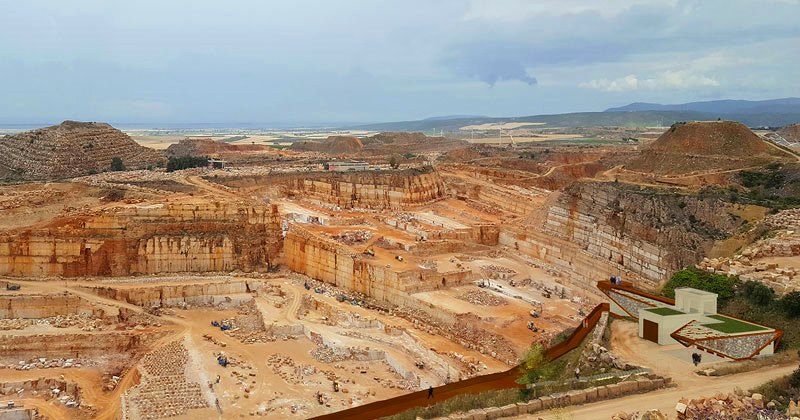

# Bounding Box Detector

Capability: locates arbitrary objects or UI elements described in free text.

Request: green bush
[166,156,209,172]
[743,280,776,306]
[781,292,800,318]
[791,365,800,389]
[110,157,126,171]
[662,267,737,301]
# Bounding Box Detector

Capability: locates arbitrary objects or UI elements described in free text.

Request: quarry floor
[0,273,582,419]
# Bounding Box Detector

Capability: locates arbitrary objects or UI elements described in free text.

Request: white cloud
[463,0,678,21]
[581,70,719,92]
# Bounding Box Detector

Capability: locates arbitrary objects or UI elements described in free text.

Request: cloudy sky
[1,0,798,125]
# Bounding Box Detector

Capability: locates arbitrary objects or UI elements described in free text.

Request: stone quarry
[0,121,796,418]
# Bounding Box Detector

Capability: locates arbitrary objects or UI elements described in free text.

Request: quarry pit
[0,121,796,418]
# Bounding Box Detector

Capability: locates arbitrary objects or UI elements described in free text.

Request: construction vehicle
[211,320,220,327]
[5,283,20,291]
[529,310,540,318]
[527,321,539,333]
[363,248,375,257]
[217,355,228,367]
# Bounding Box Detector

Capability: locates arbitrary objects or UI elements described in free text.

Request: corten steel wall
[310,302,610,420]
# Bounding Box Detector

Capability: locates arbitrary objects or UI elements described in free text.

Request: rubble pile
[582,343,638,372]
[764,209,800,230]
[611,410,669,420]
[128,340,208,419]
[3,357,84,370]
[675,391,790,419]
[481,264,517,279]
[0,314,107,331]
[456,289,508,307]
[329,230,373,245]
[699,230,800,295]
[310,344,349,363]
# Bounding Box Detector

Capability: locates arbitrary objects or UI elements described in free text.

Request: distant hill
[351,110,800,132]
[350,98,800,132]
[606,98,800,115]
[423,115,488,121]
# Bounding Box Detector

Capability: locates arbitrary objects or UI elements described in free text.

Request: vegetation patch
[645,307,685,316]
[702,314,768,334]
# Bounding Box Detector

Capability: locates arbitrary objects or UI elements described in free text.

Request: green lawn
[645,307,684,316]
[703,314,769,334]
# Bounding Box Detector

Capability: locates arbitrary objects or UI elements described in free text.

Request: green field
[646,307,685,316]
[703,314,769,334]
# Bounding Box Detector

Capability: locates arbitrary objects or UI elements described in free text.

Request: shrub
[791,365,800,389]
[742,280,776,306]
[781,292,800,318]
[110,157,126,171]
[166,156,208,172]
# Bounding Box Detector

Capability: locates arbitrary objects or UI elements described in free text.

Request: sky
[1,0,799,125]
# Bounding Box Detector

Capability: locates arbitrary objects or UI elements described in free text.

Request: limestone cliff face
[0,203,283,277]
[526,181,748,290]
[213,168,447,210]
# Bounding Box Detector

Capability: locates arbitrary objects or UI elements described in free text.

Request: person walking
[427,385,434,399]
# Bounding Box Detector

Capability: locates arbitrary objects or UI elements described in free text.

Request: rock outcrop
[0,121,166,180]
[0,202,283,277]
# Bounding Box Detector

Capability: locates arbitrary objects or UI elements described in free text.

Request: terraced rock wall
[502,181,748,291]
[0,203,283,277]
[212,168,447,210]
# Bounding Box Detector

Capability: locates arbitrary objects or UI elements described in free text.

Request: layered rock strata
[0,202,283,277]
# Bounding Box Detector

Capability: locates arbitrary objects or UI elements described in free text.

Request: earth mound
[625,121,793,175]
[442,147,482,162]
[361,132,468,155]
[778,123,800,142]
[166,138,271,158]
[0,121,166,180]
[289,136,364,155]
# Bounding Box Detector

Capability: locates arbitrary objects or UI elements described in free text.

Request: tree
[388,156,400,169]
[110,157,126,172]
